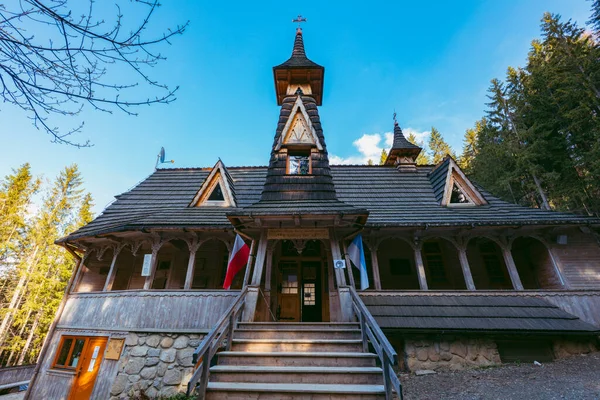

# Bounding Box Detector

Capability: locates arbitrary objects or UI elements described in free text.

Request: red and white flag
[223,234,250,289]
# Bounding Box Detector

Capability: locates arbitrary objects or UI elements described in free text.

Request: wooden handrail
[348,286,403,400]
[186,287,248,398]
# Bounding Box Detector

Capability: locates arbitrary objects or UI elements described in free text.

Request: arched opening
[467,238,512,289]
[377,239,419,290]
[76,248,114,292]
[151,239,190,290]
[192,239,230,289]
[421,238,466,290]
[512,237,561,289]
[111,243,151,290]
[347,244,375,290]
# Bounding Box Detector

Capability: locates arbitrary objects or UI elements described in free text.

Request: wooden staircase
[205,322,386,399]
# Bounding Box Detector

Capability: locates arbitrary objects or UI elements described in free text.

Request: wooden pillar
[103,244,125,291]
[251,230,269,286]
[143,239,163,290]
[457,247,476,291]
[546,246,568,288]
[184,239,202,290]
[342,242,356,289]
[413,242,429,290]
[367,243,382,290]
[501,245,524,290]
[329,230,347,287]
[70,251,90,293]
[242,240,256,288]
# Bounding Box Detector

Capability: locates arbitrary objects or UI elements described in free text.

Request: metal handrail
[348,286,403,400]
[186,287,248,398]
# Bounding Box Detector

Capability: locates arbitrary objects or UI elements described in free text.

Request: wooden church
[27,25,600,400]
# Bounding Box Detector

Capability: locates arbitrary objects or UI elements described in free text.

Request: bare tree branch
[0,0,188,147]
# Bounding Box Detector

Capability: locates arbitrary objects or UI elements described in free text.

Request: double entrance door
[277,260,322,322]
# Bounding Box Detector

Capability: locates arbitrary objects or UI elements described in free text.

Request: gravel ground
[401,352,600,400]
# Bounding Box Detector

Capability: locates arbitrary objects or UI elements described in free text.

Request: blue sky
[0,0,592,214]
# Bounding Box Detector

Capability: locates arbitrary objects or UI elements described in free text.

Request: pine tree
[379,149,387,165]
[407,133,431,165]
[458,120,482,172]
[428,127,455,164]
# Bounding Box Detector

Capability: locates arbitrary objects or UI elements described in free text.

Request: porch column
[184,238,202,290]
[262,244,274,321]
[70,251,90,293]
[242,240,256,288]
[342,242,356,289]
[103,244,126,291]
[330,229,352,322]
[413,241,429,290]
[329,231,347,287]
[546,246,568,288]
[367,243,382,290]
[243,230,268,322]
[457,246,476,291]
[500,244,524,290]
[144,238,163,290]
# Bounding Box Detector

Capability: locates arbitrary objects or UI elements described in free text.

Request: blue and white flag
[347,234,369,290]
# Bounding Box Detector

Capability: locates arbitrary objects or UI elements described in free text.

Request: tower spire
[384,114,423,170]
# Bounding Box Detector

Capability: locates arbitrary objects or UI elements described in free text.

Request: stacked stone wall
[553,338,598,359]
[110,332,204,399]
[403,336,501,371]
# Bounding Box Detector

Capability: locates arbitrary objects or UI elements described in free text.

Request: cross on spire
[393,110,398,125]
[293,15,307,29]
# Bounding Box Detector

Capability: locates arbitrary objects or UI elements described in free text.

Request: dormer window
[207,184,225,201]
[288,152,311,175]
[450,183,472,205]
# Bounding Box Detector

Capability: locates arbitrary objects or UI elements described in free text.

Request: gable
[275,96,323,151]
[189,160,236,207]
[429,157,487,207]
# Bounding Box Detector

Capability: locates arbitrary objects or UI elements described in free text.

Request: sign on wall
[267,228,329,240]
[333,259,346,269]
[141,254,152,276]
[105,338,125,360]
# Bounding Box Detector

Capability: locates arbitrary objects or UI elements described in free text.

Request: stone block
[146,335,161,348]
[440,341,450,351]
[130,346,148,357]
[145,387,158,398]
[163,369,182,386]
[416,348,428,362]
[148,348,161,357]
[141,366,157,380]
[128,375,140,383]
[157,362,167,377]
[450,341,467,358]
[176,348,195,367]
[125,334,138,347]
[160,348,176,363]
[145,357,159,367]
[159,386,179,397]
[173,335,190,349]
[124,358,145,375]
[428,347,440,362]
[110,374,128,396]
[440,352,453,361]
[160,337,174,348]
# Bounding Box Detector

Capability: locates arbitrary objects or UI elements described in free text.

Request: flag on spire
[223,234,250,289]
[347,234,369,290]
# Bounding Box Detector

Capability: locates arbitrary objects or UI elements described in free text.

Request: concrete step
[209,365,384,384]
[234,328,362,340]
[237,322,360,330]
[205,382,385,400]
[217,351,378,367]
[230,339,363,352]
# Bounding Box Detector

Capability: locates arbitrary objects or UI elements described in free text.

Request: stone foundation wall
[403,337,501,371]
[553,338,598,359]
[110,332,204,399]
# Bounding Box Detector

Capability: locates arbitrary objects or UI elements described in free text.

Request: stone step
[209,365,384,384]
[205,382,386,400]
[234,328,362,340]
[230,339,363,352]
[217,351,378,367]
[237,322,360,330]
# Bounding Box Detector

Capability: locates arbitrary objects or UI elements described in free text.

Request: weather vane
[293,15,307,29]
[393,110,398,125]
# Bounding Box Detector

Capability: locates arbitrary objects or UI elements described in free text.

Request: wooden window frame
[52,335,90,371]
[286,150,312,175]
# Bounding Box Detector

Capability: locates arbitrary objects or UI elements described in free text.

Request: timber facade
[27,27,600,400]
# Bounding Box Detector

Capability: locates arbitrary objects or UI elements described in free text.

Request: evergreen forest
[0,164,92,366]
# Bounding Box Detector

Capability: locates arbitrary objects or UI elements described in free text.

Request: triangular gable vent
[275,96,323,150]
[441,157,487,207]
[190,160,236,207]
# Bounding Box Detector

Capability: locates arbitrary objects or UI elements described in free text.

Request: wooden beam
[250,230,269,286]
[457,248,476,291]
[242,240,256,288]
[368,243,382,290]
[103,244,125,292]
[329,230,347,287]
[342,242,357,290]
[413,245,429,290]
[501,246,524,290]
[143,239,163,290]
[184,239,203,290]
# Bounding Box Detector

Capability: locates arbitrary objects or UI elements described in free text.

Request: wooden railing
[349,286,403,400]
[186,287,248,399]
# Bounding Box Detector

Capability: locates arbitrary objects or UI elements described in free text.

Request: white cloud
[330,128,430,165]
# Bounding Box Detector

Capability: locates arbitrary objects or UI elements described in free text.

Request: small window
[450,183,471,204]
[207,183,225,201]
[303,283,316,305]
[53,336,88,370]
[288,152,310,175]
[389,259,411,276]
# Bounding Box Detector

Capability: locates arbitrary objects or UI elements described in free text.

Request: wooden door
[277,261,300,321]
[67,337,108,400]
[301,261,322,322]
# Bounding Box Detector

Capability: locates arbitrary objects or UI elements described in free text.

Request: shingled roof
[59,165,599,242]
[274,28,323,69]
[360,293,599,334]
